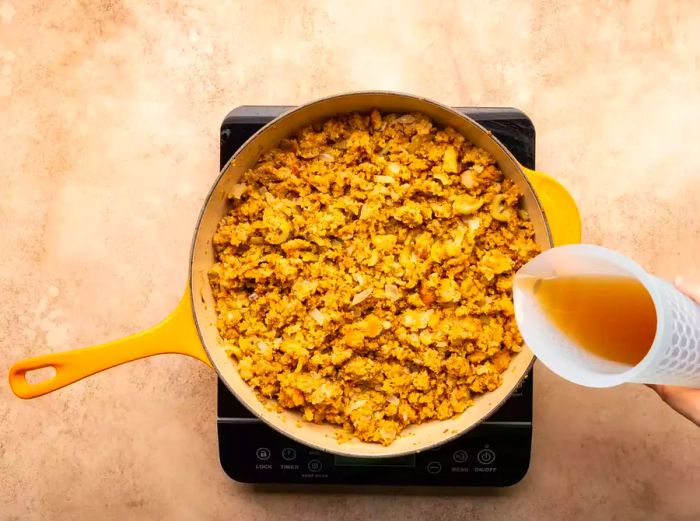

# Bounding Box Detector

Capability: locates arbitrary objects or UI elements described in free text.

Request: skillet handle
[522,167,582,246]
[8,288,211,399]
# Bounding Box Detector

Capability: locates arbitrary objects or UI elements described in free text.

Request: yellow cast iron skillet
[9,92,581,457]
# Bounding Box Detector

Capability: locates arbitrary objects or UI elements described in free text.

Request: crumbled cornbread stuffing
[209,111,539,445]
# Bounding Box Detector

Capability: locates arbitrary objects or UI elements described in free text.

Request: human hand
[647,277,700,427]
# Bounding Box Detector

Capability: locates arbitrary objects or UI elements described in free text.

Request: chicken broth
[535,275,657,365]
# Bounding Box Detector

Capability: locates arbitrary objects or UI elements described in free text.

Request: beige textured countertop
[2,1,699,520]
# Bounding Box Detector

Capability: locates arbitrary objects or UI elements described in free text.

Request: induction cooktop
[217,106,535,486]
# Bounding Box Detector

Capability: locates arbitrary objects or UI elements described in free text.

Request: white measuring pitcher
[513,244,700,387]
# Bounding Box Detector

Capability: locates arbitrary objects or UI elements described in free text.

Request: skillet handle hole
[24,366,57,385]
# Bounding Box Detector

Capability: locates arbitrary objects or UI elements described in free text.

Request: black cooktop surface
[218,106,535,486]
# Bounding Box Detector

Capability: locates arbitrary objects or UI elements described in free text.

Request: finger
[674,276,700,303]
[647,383,668,399]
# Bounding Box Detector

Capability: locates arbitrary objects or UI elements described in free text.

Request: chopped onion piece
[461,171,476,188]
[384,283,401,301]
[230,183,246,199]
[387,162,401,174]
[350,287,373,306]
[309,308,327,325]
[257,341,271,355]
[348,399,367,411]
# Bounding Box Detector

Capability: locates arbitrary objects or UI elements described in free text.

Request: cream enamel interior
[190,92,553,457]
